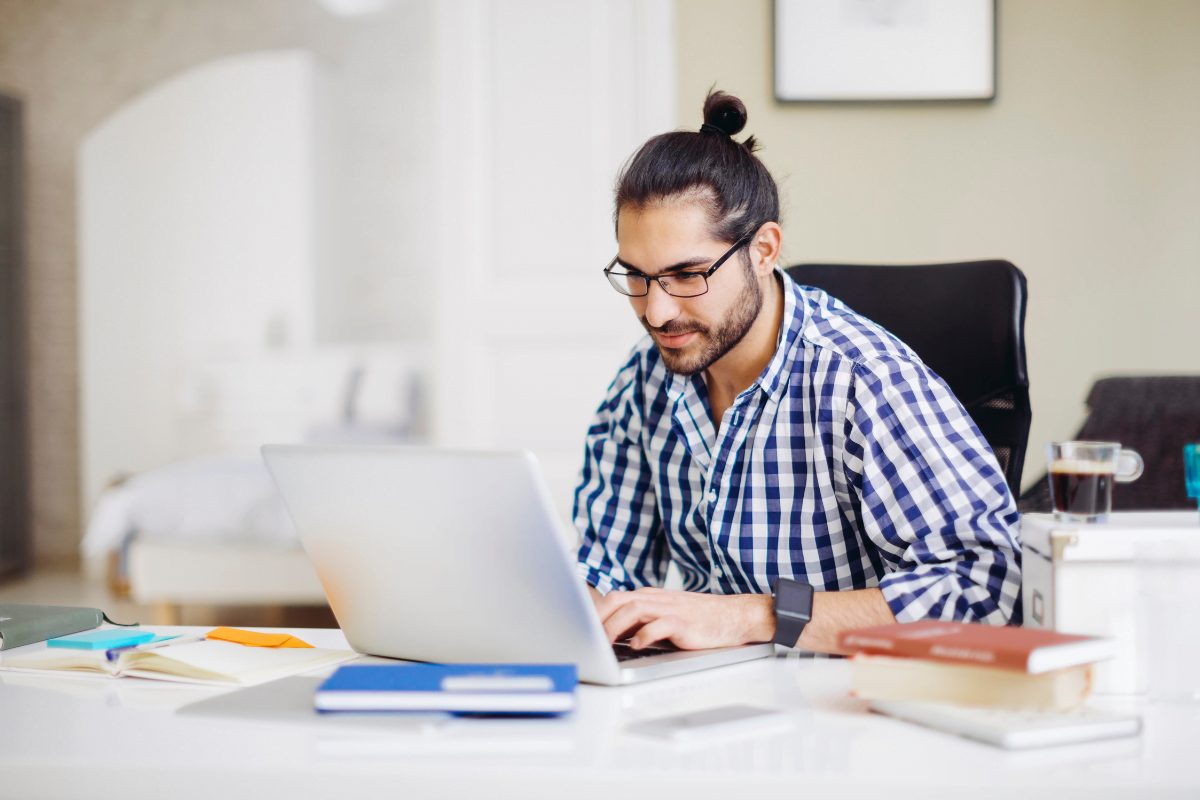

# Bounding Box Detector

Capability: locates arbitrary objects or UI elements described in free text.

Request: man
[573,92,1021,654]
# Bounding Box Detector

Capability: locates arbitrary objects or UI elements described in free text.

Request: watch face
[776,579,814,616]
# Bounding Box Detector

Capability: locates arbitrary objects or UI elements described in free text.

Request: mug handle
[1116,449,1144,483]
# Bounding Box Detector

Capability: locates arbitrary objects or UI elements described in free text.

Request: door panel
[432,0,674,533]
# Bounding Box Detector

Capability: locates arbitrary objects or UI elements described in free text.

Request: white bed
[81,452,326,624]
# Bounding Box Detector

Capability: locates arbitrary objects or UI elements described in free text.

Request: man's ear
[751,222,783,278]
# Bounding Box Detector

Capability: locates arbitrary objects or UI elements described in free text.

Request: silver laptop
[261,446,773,685]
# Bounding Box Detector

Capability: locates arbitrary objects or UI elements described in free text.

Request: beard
[640,262,764,377]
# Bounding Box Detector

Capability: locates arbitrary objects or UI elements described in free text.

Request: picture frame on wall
[774,0,996,103]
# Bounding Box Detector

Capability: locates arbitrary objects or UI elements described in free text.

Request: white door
[431,0,675,538]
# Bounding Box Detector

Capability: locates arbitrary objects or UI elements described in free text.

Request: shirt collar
[759,268,806,402]
[664,267,807,405]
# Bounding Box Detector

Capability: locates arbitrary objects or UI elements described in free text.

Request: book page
[0,647,117,676]
[123,640,356,686]
[1,639,357,686]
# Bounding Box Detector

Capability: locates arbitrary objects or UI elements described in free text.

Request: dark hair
[614,89,780,246]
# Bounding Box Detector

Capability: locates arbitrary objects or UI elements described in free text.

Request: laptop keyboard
[612,640,680,662]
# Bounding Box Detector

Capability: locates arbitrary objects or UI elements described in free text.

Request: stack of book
[837,621,1144,749]
[838,621,1115,712]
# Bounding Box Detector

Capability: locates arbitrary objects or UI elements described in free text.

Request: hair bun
[702,90,748,137]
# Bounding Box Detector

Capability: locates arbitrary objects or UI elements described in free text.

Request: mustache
[639,317,708,337]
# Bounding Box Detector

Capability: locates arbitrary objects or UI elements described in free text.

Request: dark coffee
[1049,461,1115,518]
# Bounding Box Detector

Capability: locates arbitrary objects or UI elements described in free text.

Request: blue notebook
[314,663,577,714]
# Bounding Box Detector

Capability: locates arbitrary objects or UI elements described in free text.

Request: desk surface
[2,627,1197,800]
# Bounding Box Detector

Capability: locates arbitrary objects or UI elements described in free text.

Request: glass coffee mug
[1046,441,1144,523]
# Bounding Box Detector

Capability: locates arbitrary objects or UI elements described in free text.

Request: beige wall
[0,0,351,564]
[677,0,1200,489]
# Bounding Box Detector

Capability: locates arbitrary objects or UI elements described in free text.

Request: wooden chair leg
[263,605,286,627]
[153,603,180,625]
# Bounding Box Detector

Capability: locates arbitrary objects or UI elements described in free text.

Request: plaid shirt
[574,270,1022,624]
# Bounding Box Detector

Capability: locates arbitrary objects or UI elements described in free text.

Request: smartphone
[626,704,791,741]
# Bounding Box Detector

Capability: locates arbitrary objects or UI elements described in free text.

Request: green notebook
[0,604,105,650]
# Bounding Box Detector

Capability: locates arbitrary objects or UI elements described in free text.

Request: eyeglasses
[603,233,754,298]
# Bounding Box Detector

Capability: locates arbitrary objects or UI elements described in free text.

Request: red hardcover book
[838,621,1115,674]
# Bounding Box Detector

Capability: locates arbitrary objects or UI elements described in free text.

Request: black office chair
[785,260,1031,497]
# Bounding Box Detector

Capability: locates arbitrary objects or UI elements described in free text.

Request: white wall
[314,0,437,343]
[79,41,437,518]
[78,50,326,512]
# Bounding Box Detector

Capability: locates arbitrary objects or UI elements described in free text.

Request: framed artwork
[774,0,996,103]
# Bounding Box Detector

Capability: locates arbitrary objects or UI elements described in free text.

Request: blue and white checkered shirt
[574,270,1022,624]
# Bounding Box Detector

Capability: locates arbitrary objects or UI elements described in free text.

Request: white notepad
[0,639,356,687]
[870,699,1142,749]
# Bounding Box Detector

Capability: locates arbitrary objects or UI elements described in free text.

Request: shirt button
[707,491,717,503]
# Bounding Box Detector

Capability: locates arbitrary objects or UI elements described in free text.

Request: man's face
[616,201,763,377]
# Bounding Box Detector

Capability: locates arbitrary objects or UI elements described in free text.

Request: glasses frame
[603,232,755,298]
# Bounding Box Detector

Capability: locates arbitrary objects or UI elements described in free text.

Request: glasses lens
[607,270,648,296]
[660,273,709,298]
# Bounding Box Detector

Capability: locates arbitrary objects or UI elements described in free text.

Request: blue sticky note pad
[47,630,156,650]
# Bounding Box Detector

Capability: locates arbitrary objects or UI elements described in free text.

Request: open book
[0,639,356,687]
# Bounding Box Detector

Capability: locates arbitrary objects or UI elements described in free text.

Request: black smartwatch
[771,578,814,648]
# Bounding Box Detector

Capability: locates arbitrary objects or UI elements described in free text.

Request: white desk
[1,627,1197,800]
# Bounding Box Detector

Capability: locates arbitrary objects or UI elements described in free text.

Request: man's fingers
[594,588,660,625]
[592,588,726,648]
[629,616,680,650]
[601,599,662,643]
[601,602,653,642]
[594,589,638,622]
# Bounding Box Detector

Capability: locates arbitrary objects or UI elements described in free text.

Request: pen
[105,634,208,662]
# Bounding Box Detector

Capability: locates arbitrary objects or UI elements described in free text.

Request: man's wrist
[743,593,777,643]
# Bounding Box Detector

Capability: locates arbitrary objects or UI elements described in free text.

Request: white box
[1021,511,1200,696]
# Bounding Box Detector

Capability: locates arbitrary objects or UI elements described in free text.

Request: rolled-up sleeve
[843,356,1022,624]
[574,353,667,596]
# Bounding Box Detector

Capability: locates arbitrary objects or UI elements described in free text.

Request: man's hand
[589,586,774,650]
[586,584,898,654]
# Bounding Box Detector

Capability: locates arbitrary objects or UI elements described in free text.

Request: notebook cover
[0,604,104,650]
[318,663,578,694]
[838,621,1100,672]
[315,663,577,714]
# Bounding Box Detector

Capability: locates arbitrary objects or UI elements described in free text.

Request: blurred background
[0,0,1197,625]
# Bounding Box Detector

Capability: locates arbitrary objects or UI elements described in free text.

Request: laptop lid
[261,446,623,685]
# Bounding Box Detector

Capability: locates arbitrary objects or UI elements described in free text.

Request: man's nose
[642,280,682,329]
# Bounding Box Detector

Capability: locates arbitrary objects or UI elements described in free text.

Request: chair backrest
[1019,376,1200,512]
[1076,377,1200,510]
[785,260,1030,496]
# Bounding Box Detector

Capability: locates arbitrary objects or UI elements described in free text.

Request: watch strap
[773,612,809,648]
[771,578,814,648]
